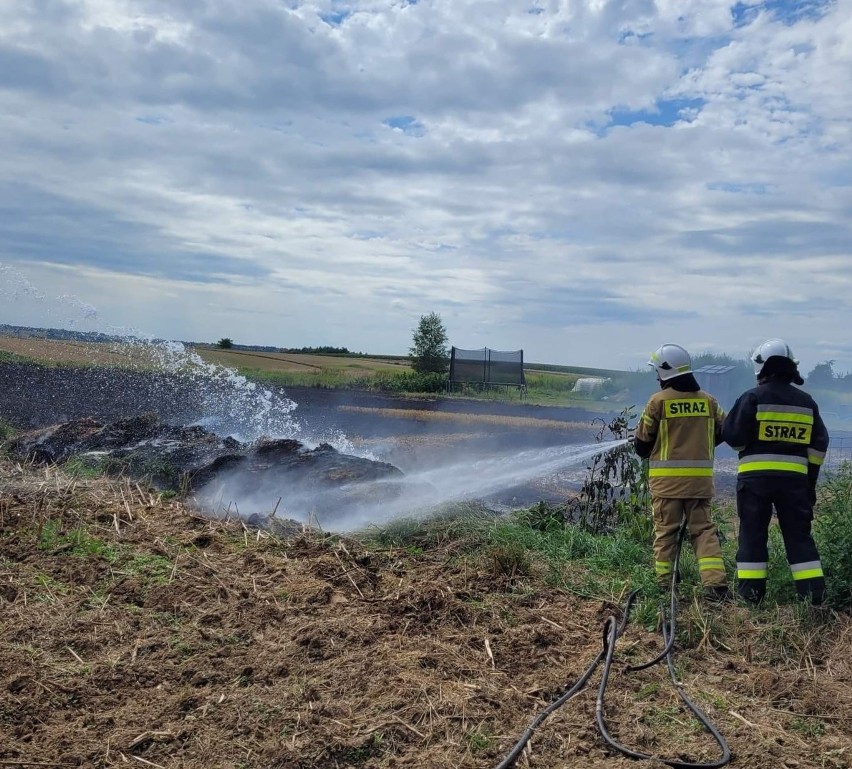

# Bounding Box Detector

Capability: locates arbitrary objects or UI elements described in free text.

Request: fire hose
[493,518,731,769]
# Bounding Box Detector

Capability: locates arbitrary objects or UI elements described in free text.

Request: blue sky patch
[764,0,834,25]
[607,97,705,129]
[320,10,351,26]
[382,116,426,136]
[731,2,759,27]
[734,0,834,27]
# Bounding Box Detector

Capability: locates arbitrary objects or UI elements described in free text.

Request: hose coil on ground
[494,518,731,769]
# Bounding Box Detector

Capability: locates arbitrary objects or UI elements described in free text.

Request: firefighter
[722,339,829,605]
[634,344,731,601]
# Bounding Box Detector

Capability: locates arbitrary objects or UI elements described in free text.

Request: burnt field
[0,360,747,513]
[0,361,605,435]
[0,361,619,508]
[0,361,744,506]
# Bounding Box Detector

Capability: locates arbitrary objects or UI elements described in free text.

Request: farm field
[0,337,411,378]
[194,346,413,375]
[1,457,850,769]
[0,335,155,368]
[0,335,627,409]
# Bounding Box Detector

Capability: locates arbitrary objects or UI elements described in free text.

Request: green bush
[568,408,650,533]
[813,465,852,609]
[370,370,447,393]
[514,501,567,533]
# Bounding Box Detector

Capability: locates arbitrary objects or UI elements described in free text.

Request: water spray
[200,438,631,531]
[0,262,357,450]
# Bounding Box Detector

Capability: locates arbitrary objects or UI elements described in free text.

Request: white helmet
[648,344,692,381]
[751,338,798,377]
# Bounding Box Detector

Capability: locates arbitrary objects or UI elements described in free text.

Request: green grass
[123,553,175,584]
[0,420,16,442]
[789,718,826,738]
[363,466,852,626]
[63,455,114,478]
[232,359,627,407]
[363,504,663,625]
[0,350,34,364]
[464,727,495,754]
[525,362,630,378]
[813,465,852,609]
[32,572,70,603]
[38,520,119,561]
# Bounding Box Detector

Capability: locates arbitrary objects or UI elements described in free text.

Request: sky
[1,0,851,374]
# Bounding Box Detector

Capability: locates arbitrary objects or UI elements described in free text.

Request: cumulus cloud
[0,0,850,372]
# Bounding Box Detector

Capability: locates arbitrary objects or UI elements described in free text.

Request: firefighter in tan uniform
[634,344,731,601]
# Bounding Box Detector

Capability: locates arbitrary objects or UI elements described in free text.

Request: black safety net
[449,347,525,386]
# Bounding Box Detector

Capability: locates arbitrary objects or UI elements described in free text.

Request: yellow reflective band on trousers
[698,557,724,572]
[738,454,808,474]
[655,561,672,575]
[649,459,714,478]
[737,561,768,579]
[791,561,824,581]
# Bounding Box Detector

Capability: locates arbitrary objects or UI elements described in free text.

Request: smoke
[197,439,629,532]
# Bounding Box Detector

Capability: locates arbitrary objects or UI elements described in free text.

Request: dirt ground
[1,458,850,769]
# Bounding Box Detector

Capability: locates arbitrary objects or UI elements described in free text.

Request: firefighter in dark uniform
[722,338,829,605]
[634,344,731,601]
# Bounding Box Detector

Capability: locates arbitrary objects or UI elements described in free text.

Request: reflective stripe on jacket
[722,381,829,482]
[635,389,724,498]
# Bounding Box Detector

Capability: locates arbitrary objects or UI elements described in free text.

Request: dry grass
[337,405,592,431]
[0,336,154,368]
[195,347,411,375]
[0,336,412,378]
[1,457,851,769]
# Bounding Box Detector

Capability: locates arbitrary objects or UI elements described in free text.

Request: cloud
[0,0,850,375]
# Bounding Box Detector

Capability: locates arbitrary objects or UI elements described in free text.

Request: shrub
[813,465,852,609]
[568,408,650,534]
[370,370,447,393]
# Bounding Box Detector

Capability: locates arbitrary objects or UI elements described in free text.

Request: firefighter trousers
[735,477,824,605]
[652,497,727,587]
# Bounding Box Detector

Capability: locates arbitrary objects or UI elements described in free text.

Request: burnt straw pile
[3,414,404,530]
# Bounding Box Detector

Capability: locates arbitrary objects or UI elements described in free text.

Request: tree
[807,360,836,388]
[216,338,234,349]
[409,312,449,374]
